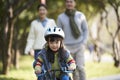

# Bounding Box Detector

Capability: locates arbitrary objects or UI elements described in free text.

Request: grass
[0,54,120,80]
[85,53,120,79]
[86,61,120,79]
[0,56,36,80]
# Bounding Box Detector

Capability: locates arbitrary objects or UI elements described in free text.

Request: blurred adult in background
[25,4,56,60]
[57,0,88,80]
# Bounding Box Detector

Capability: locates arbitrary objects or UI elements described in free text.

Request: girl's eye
[56,41,58,43]
[55,41,59,43]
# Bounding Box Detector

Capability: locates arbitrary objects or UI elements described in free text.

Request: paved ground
[85,50,114,62]
[89,74,120,80]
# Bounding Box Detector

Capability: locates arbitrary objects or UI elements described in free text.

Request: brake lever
[61,67,73,73]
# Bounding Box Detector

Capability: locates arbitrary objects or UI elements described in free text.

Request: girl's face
[65,0,76,10]
[48,40,61,52]
[38,6,47,19]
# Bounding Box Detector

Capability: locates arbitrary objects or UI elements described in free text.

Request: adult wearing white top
[57,0,88,80]
[25,4,56,60]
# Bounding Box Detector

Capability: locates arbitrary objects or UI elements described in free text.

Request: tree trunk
[2,4,14,74]
[13,49,20,69]
[12,27,20,69]
[1,0,37,74]
[112,36,120,67]
[2,18,12,74]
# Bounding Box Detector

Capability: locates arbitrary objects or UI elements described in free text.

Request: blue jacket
[36,48,72,80]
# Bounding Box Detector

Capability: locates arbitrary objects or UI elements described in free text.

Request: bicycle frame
[36,67,73,80]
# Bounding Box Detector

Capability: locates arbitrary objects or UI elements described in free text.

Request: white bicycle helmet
[44,27,65,40]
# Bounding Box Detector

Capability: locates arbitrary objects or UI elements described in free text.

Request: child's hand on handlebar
[68,63,76,70]
[35,66,41,74]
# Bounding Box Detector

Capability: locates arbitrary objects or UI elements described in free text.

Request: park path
[89,74,120,80]
[85,50,114,62]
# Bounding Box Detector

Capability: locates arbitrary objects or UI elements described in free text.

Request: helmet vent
[48,28,51,31]
[53,28,56,32]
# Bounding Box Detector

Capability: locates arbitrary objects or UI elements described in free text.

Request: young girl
[34,27,76,80]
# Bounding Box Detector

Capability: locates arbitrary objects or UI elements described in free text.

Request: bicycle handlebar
[37,67,73,77]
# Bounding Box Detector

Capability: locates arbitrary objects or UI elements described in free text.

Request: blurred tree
[74,0,107,62]
[0,0,36,74]
[77,0,120,67]
[0,0,119,75]
[104,0,120,67]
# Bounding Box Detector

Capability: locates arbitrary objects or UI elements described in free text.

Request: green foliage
[46,0,65,20]
[0,0,119,75]
[76,0,107,19]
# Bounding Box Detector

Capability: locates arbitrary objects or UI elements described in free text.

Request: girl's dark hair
[65,0,76,1]
[37,4,47,10]
[58,42,68,62]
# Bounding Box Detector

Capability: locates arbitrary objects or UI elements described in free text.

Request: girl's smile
[48,40,61,52]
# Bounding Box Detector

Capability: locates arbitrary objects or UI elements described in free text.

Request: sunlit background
[0,0,120,80]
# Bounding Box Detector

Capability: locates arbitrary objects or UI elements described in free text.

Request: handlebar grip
[61,67,73,73]
[36,70,46,77]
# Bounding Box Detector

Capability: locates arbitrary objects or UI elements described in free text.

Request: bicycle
[36,67,73,80]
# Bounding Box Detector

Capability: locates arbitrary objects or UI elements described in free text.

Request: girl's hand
[35,66,41,74]
[29,49,34,57]
[68,63,76,70]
